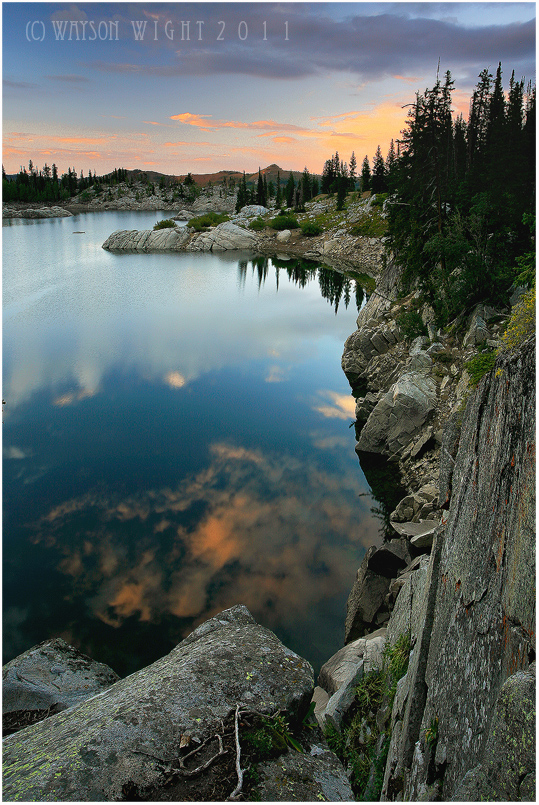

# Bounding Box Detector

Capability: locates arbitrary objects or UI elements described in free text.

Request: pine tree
[360,156,371,191]
[349,151,357,187]
[275,170,282,207]
[285,172,295,207]
[371,145,386,193]
[256,168,264,206]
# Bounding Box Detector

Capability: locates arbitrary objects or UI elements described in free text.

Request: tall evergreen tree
[349,151,357,187]
[275,170,282,207]
[371,145,386,193]
[285,172,295,207]
[360,155,371,191]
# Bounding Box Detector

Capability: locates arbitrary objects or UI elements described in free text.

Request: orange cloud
[314,390,356,420]
[170,113,310,134]
[52,136,110,144]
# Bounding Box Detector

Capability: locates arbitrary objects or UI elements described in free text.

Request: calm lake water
[3,211,383,676]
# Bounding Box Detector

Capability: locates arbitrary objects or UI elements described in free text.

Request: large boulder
[102,227,190,251]
[316,629,387,731]
[3,638,118,733]
[356,371,436,456]
[344,547,392,642]
[255,745,355,801]
[189,221,258,251]
[3,605,314,802]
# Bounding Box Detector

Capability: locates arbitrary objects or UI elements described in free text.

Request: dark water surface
[3,211,383,676]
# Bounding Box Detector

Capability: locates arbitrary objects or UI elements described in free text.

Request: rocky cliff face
[394,334,536,801]
[341,331,535,801]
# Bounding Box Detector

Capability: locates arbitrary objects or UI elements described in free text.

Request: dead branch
[226,704,244,801]
[165,734,227,782]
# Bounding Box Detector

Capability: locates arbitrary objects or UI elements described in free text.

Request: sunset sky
[3,2,536,177]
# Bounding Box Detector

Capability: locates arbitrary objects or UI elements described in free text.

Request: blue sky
[3,2,536,176]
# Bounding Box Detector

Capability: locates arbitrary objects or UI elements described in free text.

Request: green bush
[153,218,176,230]
[324,632,411,800]
[300,220,323,236]
[269,214,299,231]
[465,351,497,387]
[248,217,266,231]
[188,212,229,231]
[396,311,428,342]
[372,193,388,207]
[498,286,535,353]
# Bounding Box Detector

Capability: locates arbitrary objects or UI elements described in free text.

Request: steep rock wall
[382,335,535,801]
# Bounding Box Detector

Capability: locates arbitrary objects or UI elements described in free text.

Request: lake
[3,210,384,676]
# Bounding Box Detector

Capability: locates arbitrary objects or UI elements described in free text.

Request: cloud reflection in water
[27,439,378,655]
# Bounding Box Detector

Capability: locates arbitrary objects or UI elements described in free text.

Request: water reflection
[3,214,378,677]
[238,255,367,313]
[6,438,379,675]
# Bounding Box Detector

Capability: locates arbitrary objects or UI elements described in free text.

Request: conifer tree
[360,156,371,191]
[371,145,386,193]
[285,172,295,207]
[276,170,282,207]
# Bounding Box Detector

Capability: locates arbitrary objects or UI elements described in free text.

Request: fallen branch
[166,734,227,781]
[226,704,244,801]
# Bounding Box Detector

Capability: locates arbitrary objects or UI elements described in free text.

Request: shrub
[153,218,176,230]
[324,632,411,800]
[188,212,229,231]
[248,217,266,231]
[269,214,299,231]
[372,193,388,207]
[396,311,427,342]
[465,351,497,387]
[498,286,535,353]
[300,220,323,236]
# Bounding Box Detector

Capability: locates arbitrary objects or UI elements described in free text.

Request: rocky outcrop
[356,371,436,456]
[102,227,191,251]
[315,629,387,731]
[187,221,259,251]
[3,638,118,735]
[103,222,258,253]
[452,663,536,802]
[3,605,315,802]
[380,335,535,801]
[3,206,73,219]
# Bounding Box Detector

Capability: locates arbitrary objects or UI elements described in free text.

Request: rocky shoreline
[3,188,535,801]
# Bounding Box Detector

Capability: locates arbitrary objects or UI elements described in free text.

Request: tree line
[235,168,321,212]
[320,63,535,325]
[2,164,129,203]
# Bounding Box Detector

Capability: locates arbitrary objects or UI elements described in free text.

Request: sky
[2,2,536,177]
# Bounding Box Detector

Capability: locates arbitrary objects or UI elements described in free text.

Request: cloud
[46,74,90,83]
[50,5,88,22]
[4,79,39,90]
[3,446,32,460]
[164,371,186,389]
[314,390,356,420]
[27,439,380,637]
[170,113,311,133]
[87,7,535,83]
